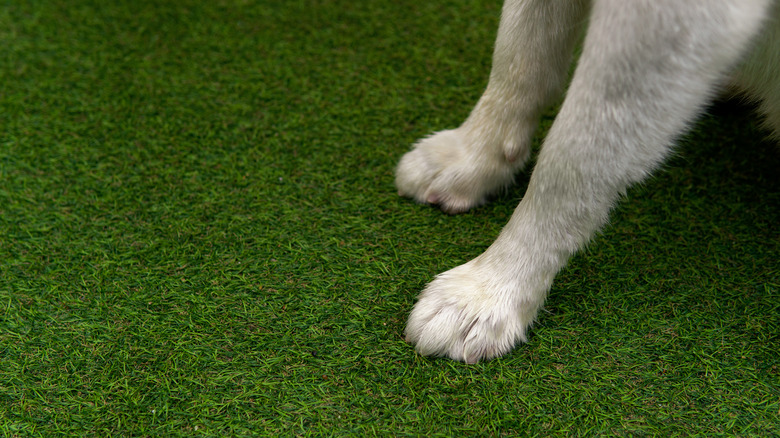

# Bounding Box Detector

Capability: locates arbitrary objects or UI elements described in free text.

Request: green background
[2,0,778,435]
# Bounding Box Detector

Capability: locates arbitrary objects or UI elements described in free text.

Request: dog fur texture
[396,0,780,363]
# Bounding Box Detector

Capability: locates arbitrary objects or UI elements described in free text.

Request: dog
[396,0,780,363]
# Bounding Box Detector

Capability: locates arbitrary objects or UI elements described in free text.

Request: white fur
[398,0,780,363]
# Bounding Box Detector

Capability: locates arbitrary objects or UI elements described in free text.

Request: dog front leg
[396,0,589,213]
[405,0,772,363]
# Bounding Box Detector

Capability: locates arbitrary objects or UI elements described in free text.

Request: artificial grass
[1,0,778,435]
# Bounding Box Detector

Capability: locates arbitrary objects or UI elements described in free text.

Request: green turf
[1,0,778,436]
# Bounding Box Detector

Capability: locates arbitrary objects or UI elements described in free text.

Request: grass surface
[1,0,778,436]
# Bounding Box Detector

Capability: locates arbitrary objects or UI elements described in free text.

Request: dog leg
[396,0,589,213]
[730,0,780,139]
[406,0,772,362]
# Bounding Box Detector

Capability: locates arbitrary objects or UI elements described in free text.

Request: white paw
[395,129,523,214]
[405,259,543,363]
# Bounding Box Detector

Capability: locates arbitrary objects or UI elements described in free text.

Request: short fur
[396,0,780,363]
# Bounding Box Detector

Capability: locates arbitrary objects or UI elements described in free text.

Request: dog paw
[405,260,541,363]
[395,129,521,214]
